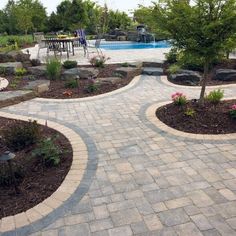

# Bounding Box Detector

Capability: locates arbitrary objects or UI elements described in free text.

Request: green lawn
[0,35,34,47]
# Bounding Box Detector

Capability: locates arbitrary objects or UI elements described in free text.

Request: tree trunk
[199,60,209,105]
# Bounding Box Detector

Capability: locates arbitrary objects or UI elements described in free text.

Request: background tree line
[0,0,133,35]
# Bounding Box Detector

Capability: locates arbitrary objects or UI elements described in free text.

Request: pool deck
[22,43,170,65]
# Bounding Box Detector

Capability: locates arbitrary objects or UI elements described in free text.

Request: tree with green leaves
[154,0,236,103]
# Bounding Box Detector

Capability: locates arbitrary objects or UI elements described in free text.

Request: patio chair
[77,29,103,57]
[33,32,47,58]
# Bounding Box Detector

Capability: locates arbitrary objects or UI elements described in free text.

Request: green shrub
[46,59,61,80]
[0,67,6,75]
[85,78,99,93]
[31,59,41,66]
[185,108,195,117]
[64,79,78,89]
[165,47,178,63]
[121,62,129,67]
[89,55,109,68]
[2,120,40,151]
[206,89,224,103]
[178,52,204,72]
[63,60,78,69]
[32,137,61,166]
[15,67,27,76]
[167,64,181,74]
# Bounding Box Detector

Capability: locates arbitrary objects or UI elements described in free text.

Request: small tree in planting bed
[154,0,236,104]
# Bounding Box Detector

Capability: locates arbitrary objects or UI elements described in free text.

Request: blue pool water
[100,41,171,50]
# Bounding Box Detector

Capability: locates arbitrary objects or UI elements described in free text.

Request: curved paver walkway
[0,75,236,236]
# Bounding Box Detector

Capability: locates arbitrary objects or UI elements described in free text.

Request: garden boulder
[23,80,50,93]
[62,68,79,80]
[114,67,141,77]
[78,67,99,79]
[214,69,236,81]
[97,77,122,85]
[0,62,23,75]
[170,70,202,86]
[28,65,47,77]
[0,51,30,64]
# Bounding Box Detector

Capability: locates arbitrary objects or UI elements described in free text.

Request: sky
[0,0,154,14]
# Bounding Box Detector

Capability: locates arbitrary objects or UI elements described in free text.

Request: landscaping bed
[2,63,141,99]
[0,117,72,218]
[165,59,236,86]
[156,99,236,134]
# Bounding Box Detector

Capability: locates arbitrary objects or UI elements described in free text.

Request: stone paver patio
[0,75,236,236]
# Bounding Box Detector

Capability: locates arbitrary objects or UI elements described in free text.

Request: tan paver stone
[165,197,192,209]
[226,168,236,177]
[199,169,221,183]
[34,203,53,216]
[14,212,29,228]
[143,214,163,231]
[115,162,134,174]
[188,190,214,207]
[26,208,42,223]
[152,202,168,213]
[219,188,236,201]
[0,216,15,232]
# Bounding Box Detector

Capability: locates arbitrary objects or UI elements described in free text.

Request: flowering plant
[229,104,236,119]
[89,55,110,68]
[171,92,187,105]
[63,90,73,97]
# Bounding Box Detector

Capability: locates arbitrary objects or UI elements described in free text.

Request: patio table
[43,37,79,58]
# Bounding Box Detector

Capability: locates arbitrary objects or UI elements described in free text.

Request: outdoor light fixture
[0,151,19,193]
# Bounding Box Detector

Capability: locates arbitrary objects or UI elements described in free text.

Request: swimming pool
[99,41,171,50]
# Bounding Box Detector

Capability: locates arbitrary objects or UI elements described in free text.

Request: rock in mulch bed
[0,117,72,218]
[156,100,236,134]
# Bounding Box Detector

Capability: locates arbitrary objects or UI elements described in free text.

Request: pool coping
[146,98,236,141]
[0,111,88,233]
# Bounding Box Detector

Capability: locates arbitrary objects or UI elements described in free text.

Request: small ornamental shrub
[85,78,99,93]
[167,64,181,74]
[165,47,178,63]
[171,92,187,105]
[2,120,40,151]
[31,59,41,66]
[15,68,27,76]
[63,60,78,69]
[32,137,61,166]
[121,62,129,67]
[206,89,224,104]
[46,58,61,80]
[229,104,236,119]
[64,79,78,89]
[89,55,109,68]
[185,108,195,117]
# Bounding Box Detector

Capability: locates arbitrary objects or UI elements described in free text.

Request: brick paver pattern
[1,75,236,236]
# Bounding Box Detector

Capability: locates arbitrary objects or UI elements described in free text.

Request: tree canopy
[0,0,132,35]
[153,0,236,102]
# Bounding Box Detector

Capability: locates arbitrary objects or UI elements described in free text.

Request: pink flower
[230,104,236,110]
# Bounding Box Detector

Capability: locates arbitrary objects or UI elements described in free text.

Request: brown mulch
[156,100,236,134]
[0,117,73,218]
[165,59,236,86]
[40,64,140,99]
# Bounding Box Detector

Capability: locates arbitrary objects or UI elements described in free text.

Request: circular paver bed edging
[146,98,236,141]
[0,77,9,91]
[0,111,88,233]
[161,75,236,89]
[35,75,142,102]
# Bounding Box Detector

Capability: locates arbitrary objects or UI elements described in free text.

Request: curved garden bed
[156,99,236,134]
[0,117,72,218]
